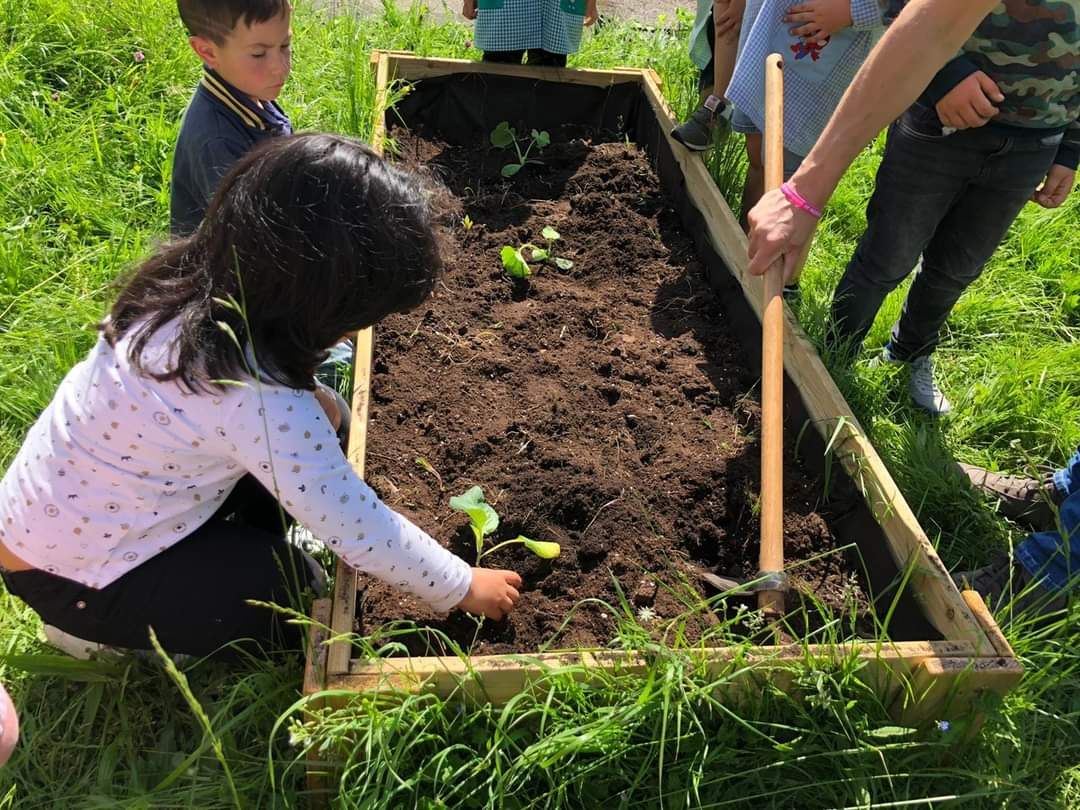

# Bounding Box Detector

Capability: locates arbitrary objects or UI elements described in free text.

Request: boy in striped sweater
[171,0,293,237]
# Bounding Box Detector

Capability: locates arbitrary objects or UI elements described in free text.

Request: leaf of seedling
[532,129,551,149]
[541,226,560,241]
[501,162,523,178]
[530,247,550,262]
[500,245,531,279]
[462,214,474,231]
[490,121,515,149]
[449,486,500,554]
[414,456,444,490]
[554,257,574,270]
[519,536,561,559]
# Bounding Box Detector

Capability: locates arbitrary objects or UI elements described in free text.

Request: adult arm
[746,0,998,280]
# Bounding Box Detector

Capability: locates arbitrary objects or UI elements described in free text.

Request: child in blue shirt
[673,0,887,225]
[171,0,293,236]
[462,0,598,67]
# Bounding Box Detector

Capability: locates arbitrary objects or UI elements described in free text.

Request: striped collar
[199,68,292,134]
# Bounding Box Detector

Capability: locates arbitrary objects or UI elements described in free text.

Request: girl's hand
[785,0,852,42]
[457,568,522,619]
[713,0,745,41]
[1031,164,1076,209]
[463,0,477,20]
[585,0,599,26]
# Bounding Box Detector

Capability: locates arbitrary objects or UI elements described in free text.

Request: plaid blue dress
[726,0,887,156]
[474,0,586,55]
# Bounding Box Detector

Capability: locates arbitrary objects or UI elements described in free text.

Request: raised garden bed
[303,53,1020,741]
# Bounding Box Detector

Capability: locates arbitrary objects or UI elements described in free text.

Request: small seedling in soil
[500,225,574,280]
[449,485,560,563]
[414,456,444,489]
[461,214,474,232]
[490,121,550,178]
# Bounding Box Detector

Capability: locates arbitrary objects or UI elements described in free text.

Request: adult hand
[785,0,852,43]
[935,71,1003,130]
[747,187,819,282]
[1031,164,1076,209]
[713,0,745,40]
[462,0,477,20]
[457,568,522,619]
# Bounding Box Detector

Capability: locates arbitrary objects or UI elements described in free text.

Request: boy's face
[189,7,292,102]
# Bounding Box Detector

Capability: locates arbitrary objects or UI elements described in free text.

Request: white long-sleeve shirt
[0,320,472,612]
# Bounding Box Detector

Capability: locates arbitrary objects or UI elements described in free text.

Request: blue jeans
[829,104,1062,359]
[1017,446,1080,595]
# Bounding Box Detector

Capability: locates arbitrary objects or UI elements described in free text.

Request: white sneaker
[43,625,111,660]
[907,354,951,415]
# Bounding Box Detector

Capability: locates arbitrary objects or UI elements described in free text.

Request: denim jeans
[1016,446,1080,596]
[829,104,1062,359]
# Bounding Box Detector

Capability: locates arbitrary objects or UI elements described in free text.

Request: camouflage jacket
[920,0,1079,169]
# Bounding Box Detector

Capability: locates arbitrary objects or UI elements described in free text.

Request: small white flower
[637,606,657,624]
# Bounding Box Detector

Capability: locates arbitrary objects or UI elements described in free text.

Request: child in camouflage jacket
[827,0,1078,416]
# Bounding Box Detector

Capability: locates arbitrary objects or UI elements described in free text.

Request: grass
[1,0,1078,807]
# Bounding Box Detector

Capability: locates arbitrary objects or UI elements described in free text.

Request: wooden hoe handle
[758,53,786,620]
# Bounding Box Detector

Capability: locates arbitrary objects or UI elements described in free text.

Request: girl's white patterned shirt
[0,321,473,612]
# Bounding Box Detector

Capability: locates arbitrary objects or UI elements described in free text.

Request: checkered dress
[474,0,585,55]
[726,0,887,156]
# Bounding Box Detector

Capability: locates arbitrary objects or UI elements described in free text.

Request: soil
[355,126,869,655]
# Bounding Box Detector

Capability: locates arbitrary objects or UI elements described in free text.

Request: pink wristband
[780,182,822,219]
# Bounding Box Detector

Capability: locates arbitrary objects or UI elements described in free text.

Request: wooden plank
[961,590,1018,660]
[336,640,987,709]
[380,50,646,88]
[302,598,333,807]
[323,53,394,678]
[636,71,994,656]
[891,656,1023,727]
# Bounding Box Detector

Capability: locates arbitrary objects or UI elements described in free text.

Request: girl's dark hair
[105,133,441,392]
[177,0,288,44]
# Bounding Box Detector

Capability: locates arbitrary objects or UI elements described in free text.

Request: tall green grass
[1,0,1078,807]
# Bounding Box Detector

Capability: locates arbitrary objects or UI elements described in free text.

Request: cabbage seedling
[478,535,561,561]
[490,121,550,178]
[449,485,499,555]
[449,485,561,562]
[500,225,573,279]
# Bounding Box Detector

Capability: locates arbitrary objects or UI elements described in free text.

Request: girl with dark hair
[0,134,522,659]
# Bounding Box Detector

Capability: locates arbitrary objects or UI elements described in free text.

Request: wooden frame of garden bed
[303,51,1021,751]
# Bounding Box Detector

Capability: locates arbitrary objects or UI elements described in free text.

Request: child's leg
[740,133,765,231]
[886,139,1058,361]
[4,518,317,658]
[526,50,567,67]
[1054,446,1080,500]
[482,50,527,64]
[711,0,741,100]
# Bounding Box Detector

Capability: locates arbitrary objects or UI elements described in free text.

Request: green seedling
[449,485,561,562]
[414,456,444,489]
[500,225,573,279]
[462,214,474,232]
[490,121,550,178]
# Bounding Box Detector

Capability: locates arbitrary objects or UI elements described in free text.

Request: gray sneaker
[671,97,731,152]
[907,354,951,415]
[953,552,1066,618]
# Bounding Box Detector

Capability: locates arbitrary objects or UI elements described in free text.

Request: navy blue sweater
[170,69,292,236]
